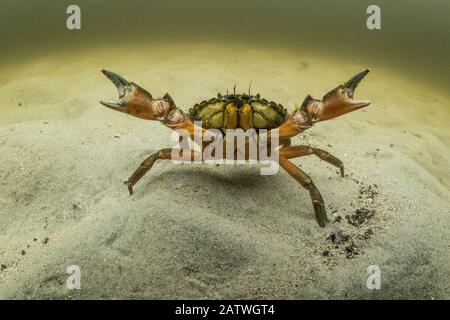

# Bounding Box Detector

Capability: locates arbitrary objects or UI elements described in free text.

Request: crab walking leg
[126,148,202,195]
[280,145,345,177]
[278,156,328,227]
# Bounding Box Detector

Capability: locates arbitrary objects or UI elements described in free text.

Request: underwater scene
[0,0,449,300]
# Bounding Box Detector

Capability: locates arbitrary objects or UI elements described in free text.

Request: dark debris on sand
[346,208,376,226]
[319,183,380,264]
[326,231,362,259]
[346,185,378,226]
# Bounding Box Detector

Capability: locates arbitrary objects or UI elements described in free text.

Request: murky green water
[0,1,448,176]
[1,1,449,86]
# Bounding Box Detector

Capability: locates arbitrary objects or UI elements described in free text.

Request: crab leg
[278,156,328,227]
[280,145,344,177]
[126,148,201,195]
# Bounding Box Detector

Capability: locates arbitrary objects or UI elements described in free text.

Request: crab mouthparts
[100,69,131,108]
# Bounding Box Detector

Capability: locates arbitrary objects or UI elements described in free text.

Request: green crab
[100,69,371,227]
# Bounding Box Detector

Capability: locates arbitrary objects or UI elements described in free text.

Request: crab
[100,69,371,227]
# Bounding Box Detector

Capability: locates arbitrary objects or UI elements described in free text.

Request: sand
[0,43,449,299]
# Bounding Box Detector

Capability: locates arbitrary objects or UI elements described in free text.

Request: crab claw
[302,69,371,122]
[100,69,175,120]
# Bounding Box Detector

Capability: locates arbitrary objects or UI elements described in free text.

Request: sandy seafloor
[0,43,449,299]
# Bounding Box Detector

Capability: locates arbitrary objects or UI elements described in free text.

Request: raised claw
[100,69,134,110]
[344,68,370,98]
[301,69,371,123]
[100,69,175,121]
